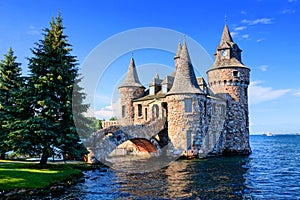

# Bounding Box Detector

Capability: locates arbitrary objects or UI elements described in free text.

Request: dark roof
[119,58,144,88]
[210,25,249,71]
[168,41,203,95]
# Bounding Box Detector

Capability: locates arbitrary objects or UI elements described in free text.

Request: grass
[0,162,83,190]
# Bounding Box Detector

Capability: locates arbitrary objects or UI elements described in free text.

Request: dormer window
[149,86,155,95]
[162,84,168,93]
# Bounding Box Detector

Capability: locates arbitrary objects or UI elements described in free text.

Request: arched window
[152,104,159,119]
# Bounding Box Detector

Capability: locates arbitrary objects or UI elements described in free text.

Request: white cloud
[234,26,247,31]
[241,18,273,25]
[85,105,114,119]
[27,25,40,36]
[241,11,247,15]
[231,31,238,37]
[85,98,121,119]
[258,65,268,72]
[249,81,291,105]
[256,38,265,42]
[293,91,300,96]
[242,34,249,39]
[281,8,296,14]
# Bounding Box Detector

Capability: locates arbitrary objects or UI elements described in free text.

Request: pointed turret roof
[174,41,182,59]
[168,41,203,95]
[119,57,144,88]
[209,24,248,70]
[217,25,234,50]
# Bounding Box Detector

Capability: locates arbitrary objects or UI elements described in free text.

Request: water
[58,135,300,199]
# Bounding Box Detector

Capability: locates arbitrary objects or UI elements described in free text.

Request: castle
[117,25,251,158]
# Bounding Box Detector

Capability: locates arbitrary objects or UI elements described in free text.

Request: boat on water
[266,132,273,136]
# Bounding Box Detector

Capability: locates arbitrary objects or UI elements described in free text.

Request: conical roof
[174,42,182,59]
[168,41,203,95]
[119,58,144,88]
[219,25,233,46]
[209,24,248,70]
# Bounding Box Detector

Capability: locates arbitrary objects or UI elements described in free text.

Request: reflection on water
[58,156,249,199]
[56,135,300,199]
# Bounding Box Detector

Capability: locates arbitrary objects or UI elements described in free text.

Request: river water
[57,135,300,199]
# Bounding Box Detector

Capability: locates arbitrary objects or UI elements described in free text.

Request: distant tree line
[0,14,93,165]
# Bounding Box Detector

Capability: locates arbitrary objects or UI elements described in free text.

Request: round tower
[118,57,145,126]
[166,41,205,157]
[207,24,251,155]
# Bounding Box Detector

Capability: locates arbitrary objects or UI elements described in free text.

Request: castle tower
[166,41,205,156]
[118,57,145,126]
[207,24,251,154]
[174,41,182,70]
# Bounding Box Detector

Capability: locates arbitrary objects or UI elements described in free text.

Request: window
[162,85,168,93]
[138,104,142,117]
[233,71,239,77]
[186,130,192,150]
[145,108,148,121]
[152,104,159,119]
[184,98,192,113]
[122,105,126,118]
[220,105,225,117]
[150,86,155,95]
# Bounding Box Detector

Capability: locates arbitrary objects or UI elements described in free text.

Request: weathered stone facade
[116,24,251,158]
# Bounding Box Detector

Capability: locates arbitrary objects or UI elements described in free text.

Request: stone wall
[118,86,144,126]
[207,67,250,102]
[165,94,205,157]
[207,67,251,155]
[102,120,119,129]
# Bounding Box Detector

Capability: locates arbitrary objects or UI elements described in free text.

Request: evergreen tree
[26,13,88,165]
[0,48,24,159]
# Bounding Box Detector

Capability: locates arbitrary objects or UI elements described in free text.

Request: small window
[220,105,225,117]
[233,71,239,77]
[150,86,155,95]
[186,130,192,150]
[184,98,192,113]
[145,108,148,121]
[162,85,168,93]
[152,104,159,119]
[138,104,142,117]
[122,105,126,118]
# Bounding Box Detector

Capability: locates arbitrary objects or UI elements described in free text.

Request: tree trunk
[40,147,49,166]
[0,153,5,160]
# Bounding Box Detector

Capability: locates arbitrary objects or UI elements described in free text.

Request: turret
[174,41,182,70]
[118,57,145,126]
[207,24,251,155]
[166,41,205,156]
[207,24,250,102]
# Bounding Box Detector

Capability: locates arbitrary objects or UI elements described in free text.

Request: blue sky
[0,0,300,134]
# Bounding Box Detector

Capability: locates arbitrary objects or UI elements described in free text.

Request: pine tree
[0,48,24,159]
[26,13,89,165]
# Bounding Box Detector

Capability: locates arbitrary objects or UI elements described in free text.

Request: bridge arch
[85,118,167,162]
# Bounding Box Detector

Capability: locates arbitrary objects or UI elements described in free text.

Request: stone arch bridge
[84,118,167,163]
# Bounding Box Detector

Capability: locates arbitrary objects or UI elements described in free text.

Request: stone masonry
[113,24,251,158]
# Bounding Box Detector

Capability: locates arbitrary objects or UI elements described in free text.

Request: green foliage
[86,117,103,133]
[10,13,90,165]
[0,48,24,159]
[109,116,118,121]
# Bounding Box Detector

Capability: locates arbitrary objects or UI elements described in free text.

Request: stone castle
[117,24,251,158]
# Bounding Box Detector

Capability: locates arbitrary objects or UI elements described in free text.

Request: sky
[0,0,300,134]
